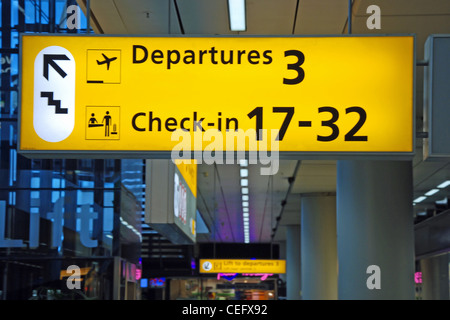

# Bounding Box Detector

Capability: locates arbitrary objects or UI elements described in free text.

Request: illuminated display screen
[141,277,166,288]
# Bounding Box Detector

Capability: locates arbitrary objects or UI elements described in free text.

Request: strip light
[437,180,450,189]
[240,168,248,178]
[425,189,439,196]
[228,0,246,31]
[413,180,450,205]
[413,196,427,203]
[240,159,250,243]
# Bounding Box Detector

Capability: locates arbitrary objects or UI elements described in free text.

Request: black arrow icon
[43,54,70,80]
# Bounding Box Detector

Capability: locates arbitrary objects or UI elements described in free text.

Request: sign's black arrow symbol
[43,54,70,80]
[40,91,68,114]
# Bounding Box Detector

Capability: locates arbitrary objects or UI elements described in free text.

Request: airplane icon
[96,53,117,70]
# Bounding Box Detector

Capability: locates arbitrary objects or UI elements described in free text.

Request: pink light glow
[242,273,273,281]
[217,273,238,280]
[217,273,274,281]
[414,272,422,284]
[136,268,142,281]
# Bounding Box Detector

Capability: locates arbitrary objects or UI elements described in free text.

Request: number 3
[283,50,305,85]
[317,106,339,142]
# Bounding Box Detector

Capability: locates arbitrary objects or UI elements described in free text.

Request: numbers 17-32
[247,106,368,142]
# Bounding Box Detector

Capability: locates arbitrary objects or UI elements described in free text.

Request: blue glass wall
[0,0,144,300]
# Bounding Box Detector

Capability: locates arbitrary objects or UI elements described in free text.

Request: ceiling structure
[78,0,450,244]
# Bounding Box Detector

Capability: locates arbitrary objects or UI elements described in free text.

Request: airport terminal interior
[0,0,450,300]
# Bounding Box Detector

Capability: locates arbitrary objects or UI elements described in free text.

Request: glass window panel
[77,190,93,205]
[104,191,114,207]
[55,0,66,28]
[11,1,19,27]
[9,148,16,185]
[103,207,114,232]
[51,191,60,203]
[104,182,114,188]
[31,177,40,188]
[11,31,19,49]
[52,178,60,188]
[9,191,16,205]
[10,91,17,115]
[75,206,96,233]
[81,180,94,188]
[76,206,81,231]
[25,0,36,24]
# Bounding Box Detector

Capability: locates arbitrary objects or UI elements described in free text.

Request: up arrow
[43,54,70,80]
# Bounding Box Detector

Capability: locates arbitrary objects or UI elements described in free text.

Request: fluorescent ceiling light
[425,189,440,196]
[240,168,248,178]
[241,187,249,194]
[239,159,248,166]
[228,0,246,31]
[437,180,450,188]
[242,195,249,201]
[240,179,248,187]
[413,196,427,203]
[243,207,249,213]
[242,201,249,207]
[243,212,249,217]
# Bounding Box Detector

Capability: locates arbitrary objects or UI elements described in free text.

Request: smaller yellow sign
[175,159,197,197]
[199,259,286,274]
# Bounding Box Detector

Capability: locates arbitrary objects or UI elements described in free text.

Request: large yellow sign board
[199,259,286,274]
[19,35,414,158]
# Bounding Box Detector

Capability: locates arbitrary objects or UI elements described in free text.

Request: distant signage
[19,34,414,158]
[140,278,166,288]
[174,161,197,237]
[199,259,286,274]
[423,35,450,159]
[217,273,274,281]
[145,160,197,244]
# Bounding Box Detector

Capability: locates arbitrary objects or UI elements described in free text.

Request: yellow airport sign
[175,159,197,198]
[199,259,286,274]
[19,35,415,158]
